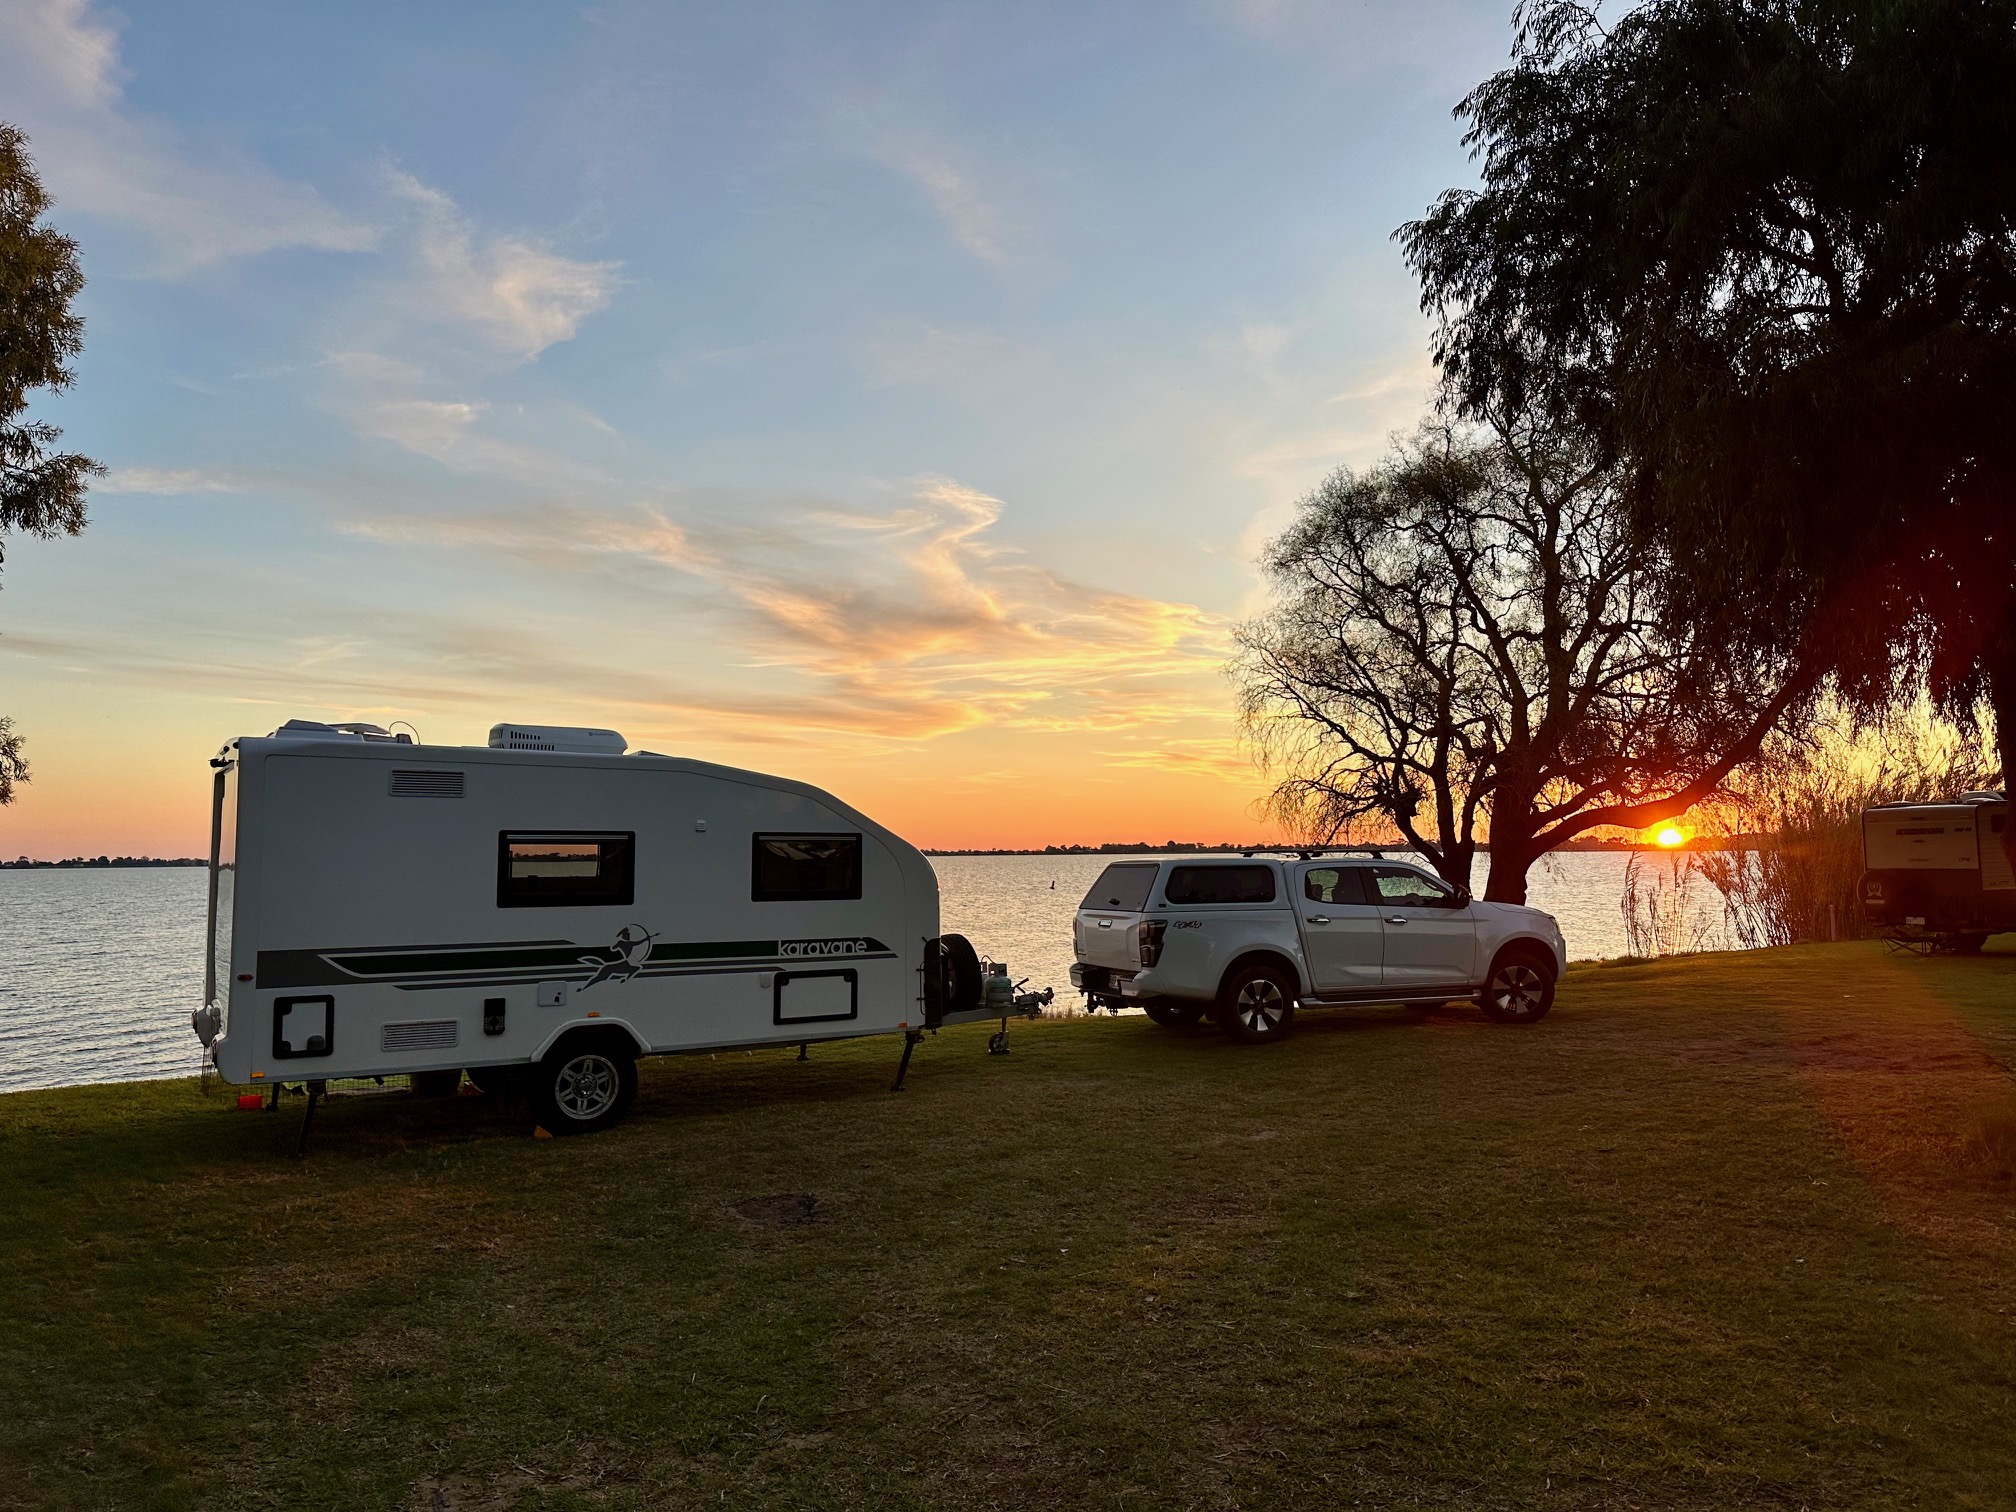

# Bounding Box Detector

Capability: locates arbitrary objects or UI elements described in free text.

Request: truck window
[1369,865,1453,908]
[1304,867,1369,905]
[497,832,636,907]
[752,833,863,901]
[1080,863,1157,911]
[1165,864,1276,905]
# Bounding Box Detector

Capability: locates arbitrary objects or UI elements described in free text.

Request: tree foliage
[1235,418,1813,902]
[0,714,24,806]
[1400,0,2016,780]
[0,124,96,805]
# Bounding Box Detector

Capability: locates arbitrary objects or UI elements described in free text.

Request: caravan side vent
[382,1020,459,1053]
[389,768,465,799]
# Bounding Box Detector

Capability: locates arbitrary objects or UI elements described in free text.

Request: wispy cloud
[95,467,242,495]
[1099,737,1259,782]
[345,396,604,487]
[876,138,1021,267]
[0,0,376,270]
[385,170,622,360]
[337,476,1231,745]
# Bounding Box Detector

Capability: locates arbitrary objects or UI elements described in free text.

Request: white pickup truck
[1069,854,1568,1042]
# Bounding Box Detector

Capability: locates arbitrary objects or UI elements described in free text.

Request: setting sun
[1655,826,1687,848]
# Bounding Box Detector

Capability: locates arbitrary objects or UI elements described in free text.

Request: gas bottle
[984,962,1015,1014]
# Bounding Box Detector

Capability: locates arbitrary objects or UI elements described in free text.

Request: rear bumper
[1071,962,1141,997]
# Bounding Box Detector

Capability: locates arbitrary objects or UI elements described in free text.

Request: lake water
[0,851,1729,1094]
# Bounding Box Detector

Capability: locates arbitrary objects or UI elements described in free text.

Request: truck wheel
[1219,963,1297,1044]
[1941,933,1988,955]
[1479,948,1555,1024]
[530,1038,638,1134]
[1143,998,1205,1027]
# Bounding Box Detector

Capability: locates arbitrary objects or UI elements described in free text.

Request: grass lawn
[4,942,2015,1511]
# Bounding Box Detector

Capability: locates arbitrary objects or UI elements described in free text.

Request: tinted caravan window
[1080,863,1157,912]
[1165,864,1276,905]
[753,833,863,902]
[498,832,635,908]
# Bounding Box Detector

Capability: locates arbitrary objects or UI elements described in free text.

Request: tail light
[1138,919,1167,967]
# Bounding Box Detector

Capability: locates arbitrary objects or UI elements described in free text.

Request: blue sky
[0,0,1515,854]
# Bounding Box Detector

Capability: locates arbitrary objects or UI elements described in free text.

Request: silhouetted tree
[1235,417,1814,902]
[1401,0,2016,859]
[1,124,96,803]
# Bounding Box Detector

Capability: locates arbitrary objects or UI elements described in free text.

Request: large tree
[1235,417,1812,903]
[1401,0,2016,856]
[0,124,95,803]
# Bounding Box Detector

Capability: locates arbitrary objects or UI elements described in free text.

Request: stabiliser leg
[293,1080,326,1160]
[890,1029,924,1092]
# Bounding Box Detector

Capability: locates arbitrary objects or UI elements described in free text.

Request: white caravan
[192,720,993,1135]
[1859,791,2014,951]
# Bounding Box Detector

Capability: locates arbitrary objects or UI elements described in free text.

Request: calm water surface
[0,852,1728,1093]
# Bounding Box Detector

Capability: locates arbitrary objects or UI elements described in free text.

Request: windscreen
[1080,863,1157,911]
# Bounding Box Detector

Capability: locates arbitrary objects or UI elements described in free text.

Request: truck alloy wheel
[532,1042,638,1134]
[1219,965,1297,1044]
[1479,951,1555,1024]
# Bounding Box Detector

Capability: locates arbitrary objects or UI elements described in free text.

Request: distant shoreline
[1,857,205,870]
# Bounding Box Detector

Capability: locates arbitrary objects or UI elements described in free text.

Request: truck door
[1293,864,1383,990]
[1367,865,1477,987]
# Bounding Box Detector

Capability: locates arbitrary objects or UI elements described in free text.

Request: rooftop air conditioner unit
[487,722,628,756]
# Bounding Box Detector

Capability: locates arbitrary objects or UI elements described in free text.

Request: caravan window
[752,833,862,901]
[497,832,635,908]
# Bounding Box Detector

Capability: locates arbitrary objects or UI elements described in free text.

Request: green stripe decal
[256,936,894,989]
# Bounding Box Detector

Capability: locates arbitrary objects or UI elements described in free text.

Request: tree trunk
[1482,820,1538,904]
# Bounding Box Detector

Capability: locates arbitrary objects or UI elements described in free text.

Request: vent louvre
[382,1020,459,1052]
[389,769,465,799]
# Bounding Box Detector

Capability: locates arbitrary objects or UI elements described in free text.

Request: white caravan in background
[192,720,991,1135]
[1859,791,2014,951]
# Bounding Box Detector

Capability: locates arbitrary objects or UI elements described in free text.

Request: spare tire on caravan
[1860,791,2014,952]
[191,720,1001,1135]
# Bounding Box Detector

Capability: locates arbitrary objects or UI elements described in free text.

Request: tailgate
[1076,910,1142,970]
[1074,861,1160,970]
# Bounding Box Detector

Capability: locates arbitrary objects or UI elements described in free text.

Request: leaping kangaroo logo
[579,924,657,990]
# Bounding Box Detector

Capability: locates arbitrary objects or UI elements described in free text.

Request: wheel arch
[1217,949,1306,999]
[1486,934,1560,979]
[532,1019,649,1062]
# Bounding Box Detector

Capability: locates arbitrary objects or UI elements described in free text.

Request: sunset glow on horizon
[0,0,1517,859]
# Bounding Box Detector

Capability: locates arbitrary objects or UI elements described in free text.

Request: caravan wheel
[531,1038,638,1135]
